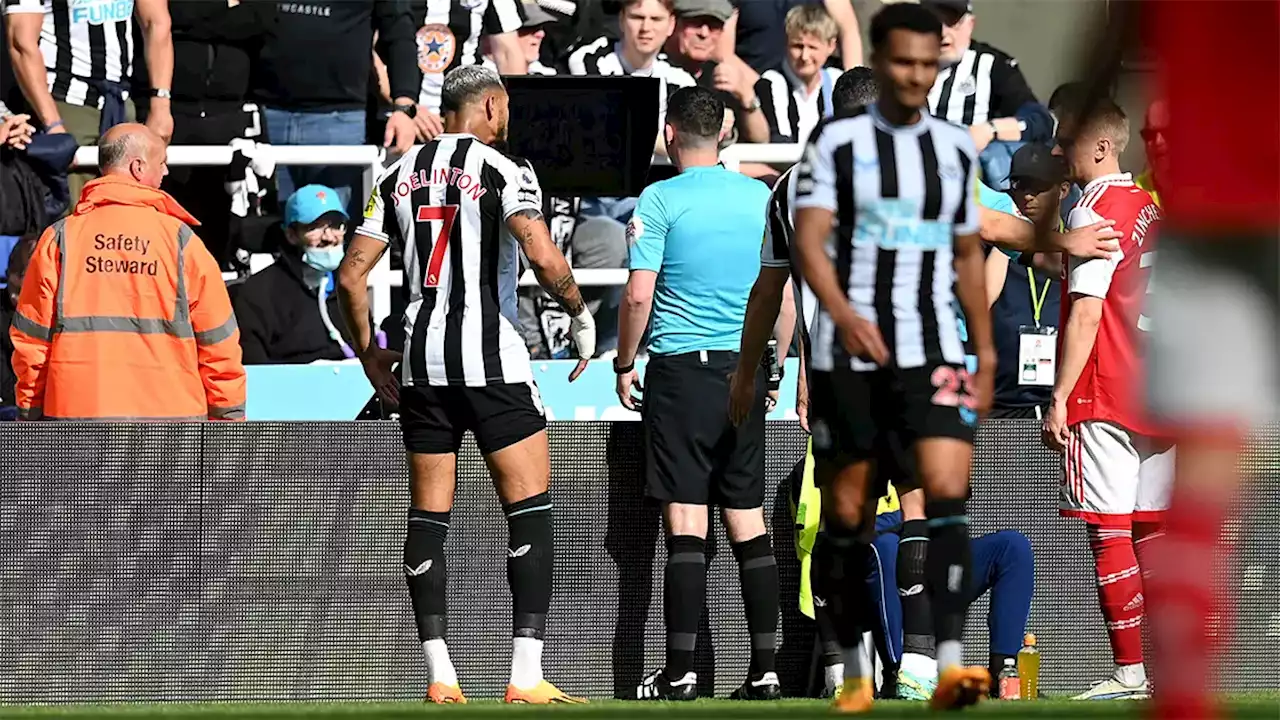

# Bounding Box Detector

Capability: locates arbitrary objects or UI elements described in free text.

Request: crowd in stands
[2,0,1095,417]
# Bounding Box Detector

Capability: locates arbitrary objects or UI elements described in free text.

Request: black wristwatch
[613,357,635,375]
[394,102,417,119]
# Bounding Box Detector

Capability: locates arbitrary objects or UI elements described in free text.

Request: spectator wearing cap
[752,4,843,146]
[988,144,1069,419]
[231,184,357,365]
[723,0,862,76]
[483,2,560,75]
[919,0,1053,189]
[660,0,767,149]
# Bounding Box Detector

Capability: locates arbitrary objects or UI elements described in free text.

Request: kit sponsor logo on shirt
[417,24,456,74]
[69,0,133,25]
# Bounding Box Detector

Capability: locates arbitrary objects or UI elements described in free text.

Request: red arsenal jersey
[1147,0,1280,230]
[1061,174,1161,434]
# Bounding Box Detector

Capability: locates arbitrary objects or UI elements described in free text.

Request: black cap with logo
[1009,144,1067,190]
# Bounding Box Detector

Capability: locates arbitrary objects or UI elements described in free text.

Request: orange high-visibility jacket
[9,176,247,421]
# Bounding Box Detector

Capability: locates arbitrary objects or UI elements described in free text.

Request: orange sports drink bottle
[1017,633,1039,700]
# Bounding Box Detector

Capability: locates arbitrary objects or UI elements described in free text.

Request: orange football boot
[832,677,874,713]
[425,682,466,704]
[930,666,991,711]
[504,680,587,704]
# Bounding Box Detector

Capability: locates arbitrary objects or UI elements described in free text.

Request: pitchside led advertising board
[244,360,802,421]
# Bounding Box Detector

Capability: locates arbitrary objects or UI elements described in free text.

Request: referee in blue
[613,86,781,702]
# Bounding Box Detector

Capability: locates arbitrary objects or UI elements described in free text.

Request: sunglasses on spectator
[1140,127,1166,142]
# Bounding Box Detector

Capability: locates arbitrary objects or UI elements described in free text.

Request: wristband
[613,357,634,374]
[45,120,64,131]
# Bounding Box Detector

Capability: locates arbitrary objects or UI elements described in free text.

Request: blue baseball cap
[284,184,348,226]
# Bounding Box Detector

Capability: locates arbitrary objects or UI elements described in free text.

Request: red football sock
[1147,484,1230,720]
[1088,522,1145,668]
[1132,521,1164,670]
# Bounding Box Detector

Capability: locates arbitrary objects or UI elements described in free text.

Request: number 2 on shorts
[930,366,975,409]
[416,205,459,288]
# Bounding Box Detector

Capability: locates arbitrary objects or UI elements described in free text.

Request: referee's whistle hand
[616,370,643,412]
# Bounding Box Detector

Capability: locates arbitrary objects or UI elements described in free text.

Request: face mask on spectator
[302,245,344,273]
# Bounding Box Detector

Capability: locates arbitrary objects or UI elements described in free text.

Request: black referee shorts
[642,350,767,509]
[399,381,546,455]
[808,364,975,484]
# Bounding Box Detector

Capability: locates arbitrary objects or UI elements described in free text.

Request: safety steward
[9,123,246,421]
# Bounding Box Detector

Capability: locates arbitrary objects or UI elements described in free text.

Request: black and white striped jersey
[566,37,695,130]
[414,0,526,114]
[358,133,541,387]
[927,41,1036,127]
[3,0,134,108]
[760,165,817,339]
[755,66,842,144]
[794,104,980,373]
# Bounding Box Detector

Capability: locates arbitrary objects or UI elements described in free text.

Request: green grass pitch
[3,697,1278,719]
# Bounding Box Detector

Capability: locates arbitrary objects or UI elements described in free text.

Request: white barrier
[71,142,805,324]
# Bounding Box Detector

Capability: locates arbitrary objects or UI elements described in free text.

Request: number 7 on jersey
[416,205,459,288]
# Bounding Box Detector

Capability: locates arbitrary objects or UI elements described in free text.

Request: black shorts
[399,381,546,455]
[642,351,767,509]
[808,364,976,477]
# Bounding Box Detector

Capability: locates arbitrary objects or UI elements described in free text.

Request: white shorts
[1060,421,1176,524]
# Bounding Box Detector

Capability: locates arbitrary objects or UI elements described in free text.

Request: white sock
[423,639,457,686]
[825,663,845,693]
[900,652,939,680]
[510,636,544,690]
[936,640,963,672]
[1115,663,1147,687]
[841,645,872,682]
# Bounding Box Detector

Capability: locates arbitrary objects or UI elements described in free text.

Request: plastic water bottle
[997,658,1021,699]
[1017,633,1040,700]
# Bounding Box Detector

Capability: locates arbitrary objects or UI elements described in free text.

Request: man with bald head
[9,122,245,422]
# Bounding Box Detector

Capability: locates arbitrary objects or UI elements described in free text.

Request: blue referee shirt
[628,165,771,355]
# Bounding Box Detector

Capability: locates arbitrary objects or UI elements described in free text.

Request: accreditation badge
[1017,325,1057,386]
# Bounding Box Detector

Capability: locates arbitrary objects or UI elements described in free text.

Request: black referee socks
[925,498,971,650]
[504,493,554,639]
[405,508,450,642]
[664,534,707,678]
[732,534,779,677]
[813,530,871,653]
[898,520,935,658]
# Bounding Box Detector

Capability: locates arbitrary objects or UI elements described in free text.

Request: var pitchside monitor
[504,75,661,198]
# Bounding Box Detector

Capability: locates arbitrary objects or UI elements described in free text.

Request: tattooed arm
[337,233,389,356]
[507,208,587,316]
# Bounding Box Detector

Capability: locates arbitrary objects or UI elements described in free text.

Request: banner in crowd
[246,359,803,421]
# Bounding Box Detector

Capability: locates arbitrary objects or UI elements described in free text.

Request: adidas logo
[508,544,531,558]
[404,559,433,576]
[899,583,924,597]
[1124,593,1144,612]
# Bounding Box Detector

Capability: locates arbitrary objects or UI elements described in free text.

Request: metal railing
[72,142,805,324]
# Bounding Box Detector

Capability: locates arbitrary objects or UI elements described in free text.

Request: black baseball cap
[1009,144,1066,189]
[920,0,973,15]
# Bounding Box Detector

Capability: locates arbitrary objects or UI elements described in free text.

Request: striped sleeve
[498,156,543,219]
[952,131,981,236]
[761,171,793,268]
[357,157,405,244]
[794,118,838,212]
[482,0,525,35]
[756,71,790,142]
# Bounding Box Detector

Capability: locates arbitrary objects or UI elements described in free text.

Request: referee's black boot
[730,671,782,701]
[635,668,697,701]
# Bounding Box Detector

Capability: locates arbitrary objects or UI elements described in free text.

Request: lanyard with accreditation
[1018,268,1056,386]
